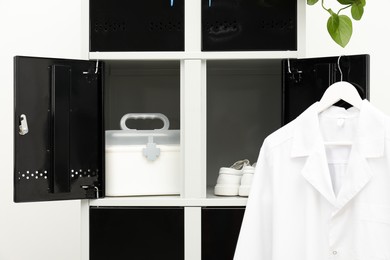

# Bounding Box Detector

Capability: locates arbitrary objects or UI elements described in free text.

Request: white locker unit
[13,1,370,259]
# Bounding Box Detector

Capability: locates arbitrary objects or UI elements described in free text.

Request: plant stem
[337,4,353,14]
[321,0,333,15]
[321,0,327,11]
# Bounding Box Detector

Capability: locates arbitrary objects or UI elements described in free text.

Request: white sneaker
[238,162,257,197]
[214,159,250,196]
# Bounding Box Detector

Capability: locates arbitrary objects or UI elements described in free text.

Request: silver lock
[19,114,29,135]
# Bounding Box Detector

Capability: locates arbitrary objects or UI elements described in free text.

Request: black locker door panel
[14,56,104,202]
[90,0,185,52]
[202,0,297,51]
[90,207,185,260]
[282,54,370,124]
[202,207,245,260]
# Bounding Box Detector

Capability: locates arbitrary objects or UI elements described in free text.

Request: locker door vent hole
[71,169,98,179]
[17,170,48,180]
[17,169,99,181]
[94,21,126,33]
[149,21,183,32]
[259,18,294,30]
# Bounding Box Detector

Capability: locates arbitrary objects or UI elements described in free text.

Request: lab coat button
[337,118,345,127]
[332,250,338,255]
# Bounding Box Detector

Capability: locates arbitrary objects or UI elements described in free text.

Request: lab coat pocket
[354,203,390,259]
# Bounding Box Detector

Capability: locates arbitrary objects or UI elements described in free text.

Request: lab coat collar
[301,142,374,209]
[291,99,385,158]
[292,100,385,209]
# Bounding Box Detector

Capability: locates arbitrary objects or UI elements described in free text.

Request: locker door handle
[19,114,29,135]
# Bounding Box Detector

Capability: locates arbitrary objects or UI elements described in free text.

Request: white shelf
[89,188,247,207]
[89,51,301,61]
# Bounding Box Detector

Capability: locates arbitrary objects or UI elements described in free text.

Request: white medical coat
[234,100,390,260]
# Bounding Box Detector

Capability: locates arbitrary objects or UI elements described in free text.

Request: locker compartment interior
[206,59,282,191]
[103,60,181,131]
[103,60,181,196]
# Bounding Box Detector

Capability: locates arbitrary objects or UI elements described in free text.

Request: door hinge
[81,185,100,199]
[83,60,99,75]
[287,59,303,83]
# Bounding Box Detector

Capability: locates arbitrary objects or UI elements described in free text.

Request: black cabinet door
[90,0,184,52]
[90,207,185,260]
[202,207,245,260]
[14,56,104,202]
[202,0,297,51]
[282,54,370,124]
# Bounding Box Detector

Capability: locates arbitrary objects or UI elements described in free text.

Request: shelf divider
[181,59,207,198]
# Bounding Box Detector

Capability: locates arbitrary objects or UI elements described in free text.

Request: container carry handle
[120,113,170,131]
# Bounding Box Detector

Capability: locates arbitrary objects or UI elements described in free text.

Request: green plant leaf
[355,0,366,6]
[337,0,355,5]
[327,11,339,30]
[307,0,319,5]
[327,14,353,47]
[351,3,364,20]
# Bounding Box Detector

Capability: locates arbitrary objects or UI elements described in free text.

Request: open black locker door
[282,54,370,125]
[14,56,104,202]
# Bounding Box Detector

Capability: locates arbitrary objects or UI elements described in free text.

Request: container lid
[106,113,179,146]
[105,130,180,146]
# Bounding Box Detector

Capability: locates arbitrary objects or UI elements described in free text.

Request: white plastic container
[105,113,180,196]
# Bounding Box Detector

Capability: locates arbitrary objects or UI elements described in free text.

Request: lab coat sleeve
[234,139,273,260]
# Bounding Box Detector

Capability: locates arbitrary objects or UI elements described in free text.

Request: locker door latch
[19,114,29,135]
[143,136,161,161]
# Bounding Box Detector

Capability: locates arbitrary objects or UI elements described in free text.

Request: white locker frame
[80,0,306,259]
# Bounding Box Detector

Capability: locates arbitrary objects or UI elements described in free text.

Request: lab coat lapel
[301,146,337,206]
[292,103,338,206]
[335,147,373,210]
[334,100,385,211]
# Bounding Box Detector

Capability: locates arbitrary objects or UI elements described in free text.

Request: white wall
[305,0,390,114]
[1,1,390,260]
[0,1,83,260]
